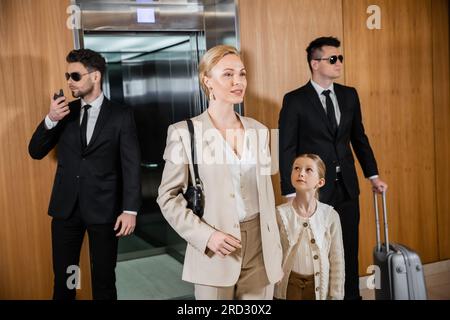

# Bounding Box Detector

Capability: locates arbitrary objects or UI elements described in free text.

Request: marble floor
[116,253,449,300]
[116,254,194,300]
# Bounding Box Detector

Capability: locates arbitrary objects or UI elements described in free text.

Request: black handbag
[183,119,204,218]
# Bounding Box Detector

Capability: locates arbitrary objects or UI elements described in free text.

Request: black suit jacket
[279,81,378,202]
[29,98,142,224]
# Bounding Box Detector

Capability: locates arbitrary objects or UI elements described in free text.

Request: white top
[223,130,259,222]
[275,200,345,300]
[291,215,315,275]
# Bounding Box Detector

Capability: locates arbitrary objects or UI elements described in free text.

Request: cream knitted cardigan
[274,201,345,300]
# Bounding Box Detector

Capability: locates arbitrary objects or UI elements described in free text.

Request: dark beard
[71,86,94,99]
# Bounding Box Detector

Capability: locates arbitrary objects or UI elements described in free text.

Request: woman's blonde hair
[293,153,326,198]
[198,45,241,98]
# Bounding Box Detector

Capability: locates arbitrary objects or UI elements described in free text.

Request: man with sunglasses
[278,36,387,300]
[28,49,141,300]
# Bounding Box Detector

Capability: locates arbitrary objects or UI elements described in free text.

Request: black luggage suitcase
[372,191,427,300]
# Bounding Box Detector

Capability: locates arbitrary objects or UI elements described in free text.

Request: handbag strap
[186,119,202,187]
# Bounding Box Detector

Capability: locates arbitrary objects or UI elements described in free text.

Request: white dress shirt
[45,93,104,143]
[310,79,341,125]
[44,93,137,215]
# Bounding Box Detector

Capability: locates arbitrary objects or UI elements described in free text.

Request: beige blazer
[157,110,283,287]
[274,201,345,300]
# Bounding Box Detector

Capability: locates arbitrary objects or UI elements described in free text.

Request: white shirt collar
[278,201,328,249]
[81,92,104,110]
[310,79,335,97]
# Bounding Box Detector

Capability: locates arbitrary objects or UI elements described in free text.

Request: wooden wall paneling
[0,0,92,299]
[343,0,439,274]
[432,0,450,260]
[238,0,344,206]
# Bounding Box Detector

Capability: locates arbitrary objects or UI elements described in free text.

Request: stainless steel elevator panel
[85,33,203,259]
[74,0,241,266]
[72,1,240,50]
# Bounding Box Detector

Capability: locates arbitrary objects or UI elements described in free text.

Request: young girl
[274,154,345,300]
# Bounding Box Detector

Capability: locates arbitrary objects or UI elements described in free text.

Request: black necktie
[80,104,92,148]
[322,90,338,135]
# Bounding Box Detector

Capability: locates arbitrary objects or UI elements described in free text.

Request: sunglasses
[65,70,96,82]
[313,55,344,65]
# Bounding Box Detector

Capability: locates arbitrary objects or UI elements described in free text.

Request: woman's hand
[207,231,242,258]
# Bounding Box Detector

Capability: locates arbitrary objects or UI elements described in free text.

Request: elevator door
[84,32,205,263]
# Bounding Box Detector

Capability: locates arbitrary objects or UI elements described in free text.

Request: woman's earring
[209,88,216,101]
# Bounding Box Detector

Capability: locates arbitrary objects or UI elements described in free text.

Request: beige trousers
[195,216,273,300]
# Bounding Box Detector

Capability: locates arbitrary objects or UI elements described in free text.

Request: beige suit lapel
[194,111,229,171]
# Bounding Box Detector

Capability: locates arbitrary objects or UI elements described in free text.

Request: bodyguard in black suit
[29,49,141,300]
[279,37,387,299]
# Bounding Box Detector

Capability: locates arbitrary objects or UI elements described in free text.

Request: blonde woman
[274,154,345,300]
[157,45,283,300]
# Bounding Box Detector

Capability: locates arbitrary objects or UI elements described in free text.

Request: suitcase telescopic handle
[373,191,389,253]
